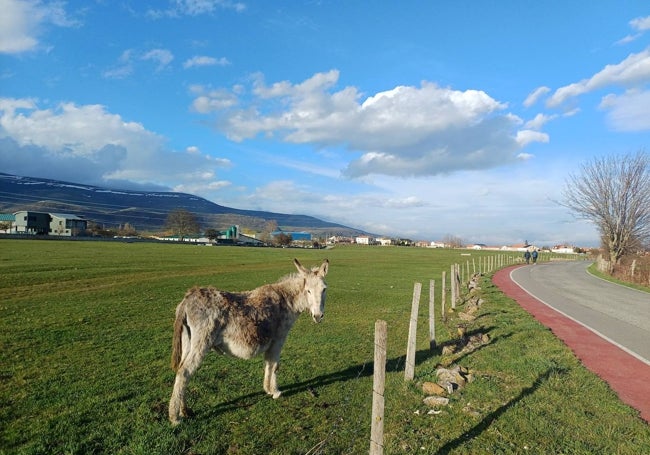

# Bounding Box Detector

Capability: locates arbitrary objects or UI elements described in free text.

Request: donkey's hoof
[272,391,282,399]
[169,416,182,426]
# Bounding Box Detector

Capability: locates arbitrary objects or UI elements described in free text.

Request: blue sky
[1,0,649,246]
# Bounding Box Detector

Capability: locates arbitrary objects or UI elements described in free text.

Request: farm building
[552,245,576,254]
[9,211,88,236]
[355,235,375,245]
[271,230,312,242]
[49,213,88,236]
[154,226,264,246]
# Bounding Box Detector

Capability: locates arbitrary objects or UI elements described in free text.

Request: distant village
[0,209,584,254]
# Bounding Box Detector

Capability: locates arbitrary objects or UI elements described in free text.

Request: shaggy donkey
[169,258,329,425]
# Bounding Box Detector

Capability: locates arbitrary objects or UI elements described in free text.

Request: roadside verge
[493,265,650,423]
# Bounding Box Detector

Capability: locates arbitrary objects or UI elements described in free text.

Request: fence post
[441,271,447,322]
[370,320,387,455]
[454,263,461,306]
[429,279,435,351]
[457,263,461,306]
[405,282,421,381]
[450,264,456,309]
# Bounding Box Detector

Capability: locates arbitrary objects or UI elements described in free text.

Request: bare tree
[562,150,650,268]
[442,234,464,248]
[273,232,293,246]
[165,209,201,241]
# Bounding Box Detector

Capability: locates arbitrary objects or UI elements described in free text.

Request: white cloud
[0,0,79,54]
[103,49,134,79]
[524,113,556,130]
[547,48,650,107]
[183,55,230,68]
[599,89,650,131]
[195,70,544,178]
[142,48,174,71]
[616,16,650,45]
[516,130,549,147]
[0,97,232,190]
[174,180,231,194]
[104,48,175,78]
[630,16,650,32]
[225,170,596,246]
[523,86,550,107]
[147,0,246,18]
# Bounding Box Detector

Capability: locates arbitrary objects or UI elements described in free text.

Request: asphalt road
[510,261,650,365]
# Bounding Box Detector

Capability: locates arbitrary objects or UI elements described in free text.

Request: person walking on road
[524,250,531,264]
[532,249,538,264]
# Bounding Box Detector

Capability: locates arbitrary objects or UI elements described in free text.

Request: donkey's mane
[267,271,305,297]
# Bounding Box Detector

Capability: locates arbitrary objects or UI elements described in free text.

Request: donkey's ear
[318,259,329,277]
[294,258,308,274]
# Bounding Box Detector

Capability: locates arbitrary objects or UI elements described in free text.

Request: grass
[1,240,649,454]
[587,263,650,293]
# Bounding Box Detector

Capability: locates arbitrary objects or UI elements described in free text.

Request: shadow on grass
[196,347,438,418]
[434,367,559,454]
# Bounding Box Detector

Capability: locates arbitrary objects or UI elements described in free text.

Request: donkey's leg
[263,341,285,399]
[169,335,210,425]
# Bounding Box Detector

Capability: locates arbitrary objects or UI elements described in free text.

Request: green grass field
[1,240,649,454]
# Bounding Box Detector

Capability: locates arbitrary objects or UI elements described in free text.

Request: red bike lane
[493,265,650,423]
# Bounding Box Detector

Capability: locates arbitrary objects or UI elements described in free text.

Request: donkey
[168,258,329,425]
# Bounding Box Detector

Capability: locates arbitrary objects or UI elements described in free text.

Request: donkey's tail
[170,300,187,372]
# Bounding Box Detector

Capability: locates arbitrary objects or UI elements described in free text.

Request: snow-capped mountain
[0,173,361,235]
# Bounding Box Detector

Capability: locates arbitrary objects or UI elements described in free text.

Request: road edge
[493,265,650,424]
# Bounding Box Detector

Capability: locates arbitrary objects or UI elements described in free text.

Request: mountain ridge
[0,173,365,236]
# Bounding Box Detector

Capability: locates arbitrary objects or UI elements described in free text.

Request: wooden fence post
[428,279,435,351]
[457,263,462,301]
[453,263,460,307]
[441,271,447,322]
[450,264,456,309]
[405,282,421,381]
[370,320,387,455]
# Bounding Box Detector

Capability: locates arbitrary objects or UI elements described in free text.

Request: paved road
[510,261,650,365]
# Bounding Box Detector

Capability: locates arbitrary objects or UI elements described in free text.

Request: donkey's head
[294,258,329,323]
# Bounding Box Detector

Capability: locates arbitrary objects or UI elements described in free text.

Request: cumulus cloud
[194,70,543,178]
[0,98,232,192]
[547,47,650,107]
[0,0,79,54]
[183,55,230,68]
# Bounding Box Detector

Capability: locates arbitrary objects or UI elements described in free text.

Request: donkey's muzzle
[312,313,324,323]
